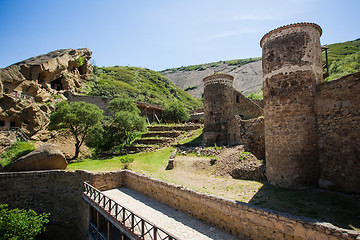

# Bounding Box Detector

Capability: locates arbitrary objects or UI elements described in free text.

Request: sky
[0,0,359,71]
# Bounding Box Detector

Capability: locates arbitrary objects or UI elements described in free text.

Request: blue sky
[0,0,359,71]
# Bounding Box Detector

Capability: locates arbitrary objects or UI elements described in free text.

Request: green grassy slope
[324,39,360,81]
[85,66,202,110]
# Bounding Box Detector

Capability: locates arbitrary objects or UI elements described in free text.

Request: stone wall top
[260,22,322,47]
[203,73,234,82]
[203,74,234,87]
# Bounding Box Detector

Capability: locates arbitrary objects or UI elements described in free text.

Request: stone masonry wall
[315,72,360,193]
[232,89,263,120]
[261,23,323,189]
[64,91,113,115]
[0,170,92,240]
[123,170,359,240]
[228,115,265,160]
[91,170,125,191]
[203,74,235,145]
[1,170,359,239]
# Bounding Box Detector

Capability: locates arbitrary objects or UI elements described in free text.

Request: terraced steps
[129,124,203,152]
[134,138,172,145]
[141,131,182,138]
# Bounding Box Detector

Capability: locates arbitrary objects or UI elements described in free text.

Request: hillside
[324,39,360,81]
[85,66,202,110]
[161,58,262,99]
[161,39,360,99]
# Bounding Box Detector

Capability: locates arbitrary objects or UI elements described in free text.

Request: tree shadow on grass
[248,182,360,231]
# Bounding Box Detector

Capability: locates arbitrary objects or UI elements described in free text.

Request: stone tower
[203,74,234,145]
[260,23,323,188]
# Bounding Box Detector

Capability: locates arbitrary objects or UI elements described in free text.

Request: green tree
[49,101,103,159]
[111,110,147,145]
[86,98,147,154]
[164,101,189,123]
[107,97,140,114]
[0,204,49,240]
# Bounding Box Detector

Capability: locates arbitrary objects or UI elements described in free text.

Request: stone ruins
[203,23,360,194]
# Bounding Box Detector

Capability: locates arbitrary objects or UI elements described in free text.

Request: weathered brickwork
[91,170,125,191]
[203,74,263,146]
[1,170,359,239]
[0,170,92,240]
[261,23,360,193]
[228,115,265,160]
[123,170,359,240]
[315,72,360,193]
[261,23,323,189]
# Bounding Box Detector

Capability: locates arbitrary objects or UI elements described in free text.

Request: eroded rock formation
[0,48,92,137]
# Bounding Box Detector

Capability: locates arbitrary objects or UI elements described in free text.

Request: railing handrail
[83,182,177,240]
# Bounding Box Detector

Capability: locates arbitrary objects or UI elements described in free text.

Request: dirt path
[153,148,264,202]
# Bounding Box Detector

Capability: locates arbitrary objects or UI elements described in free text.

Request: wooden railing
[83,182,177,240]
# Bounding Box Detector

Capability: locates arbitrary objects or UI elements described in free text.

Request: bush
[239,151,251,161]
[164,101,190,123]
[247,90,263,100]
[118,155,134,169]
[0,204,49,240]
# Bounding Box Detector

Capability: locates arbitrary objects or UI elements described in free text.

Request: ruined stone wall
[315,72,360,193]
[232,89,263,120]
[91,170,125,191]
[124,170,358,240]
[1,170,359,239]
[261,23,323,188]
[0,170,92,240]
[228,115,265,160]
[64,91,112,115]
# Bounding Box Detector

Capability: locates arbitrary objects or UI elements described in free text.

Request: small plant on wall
[239,151,251,161]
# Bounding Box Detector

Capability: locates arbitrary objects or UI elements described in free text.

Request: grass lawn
[67,147,174,173]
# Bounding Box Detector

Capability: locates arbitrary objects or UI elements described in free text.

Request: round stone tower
[260,23,323,188]
[203,74,234,146]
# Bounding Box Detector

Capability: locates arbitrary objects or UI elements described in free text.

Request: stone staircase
[129,124,202,152]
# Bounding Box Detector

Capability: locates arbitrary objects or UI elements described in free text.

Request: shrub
[78,57,85,66]
[247,90,263,100]
[164,101,190,123]
[118,155,134,169]
[239,151,251,161]
[0,204,49,240]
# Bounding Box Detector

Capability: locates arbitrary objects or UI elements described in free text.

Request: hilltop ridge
[161,58,262,99]
[161,38,360,99]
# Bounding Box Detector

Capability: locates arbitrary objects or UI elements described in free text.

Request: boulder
[8,143,67,172]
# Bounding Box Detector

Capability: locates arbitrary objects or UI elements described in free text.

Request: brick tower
[260,23,323,188]
[203,74,234,145]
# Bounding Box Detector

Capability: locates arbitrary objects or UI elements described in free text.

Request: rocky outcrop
[161,60,262,99]
[0,48,92,137]
[1,48,92,99]
[0,95,49,136]
[8,143,67,172]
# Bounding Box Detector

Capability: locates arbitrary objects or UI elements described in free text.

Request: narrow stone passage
[103,187,240,240]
